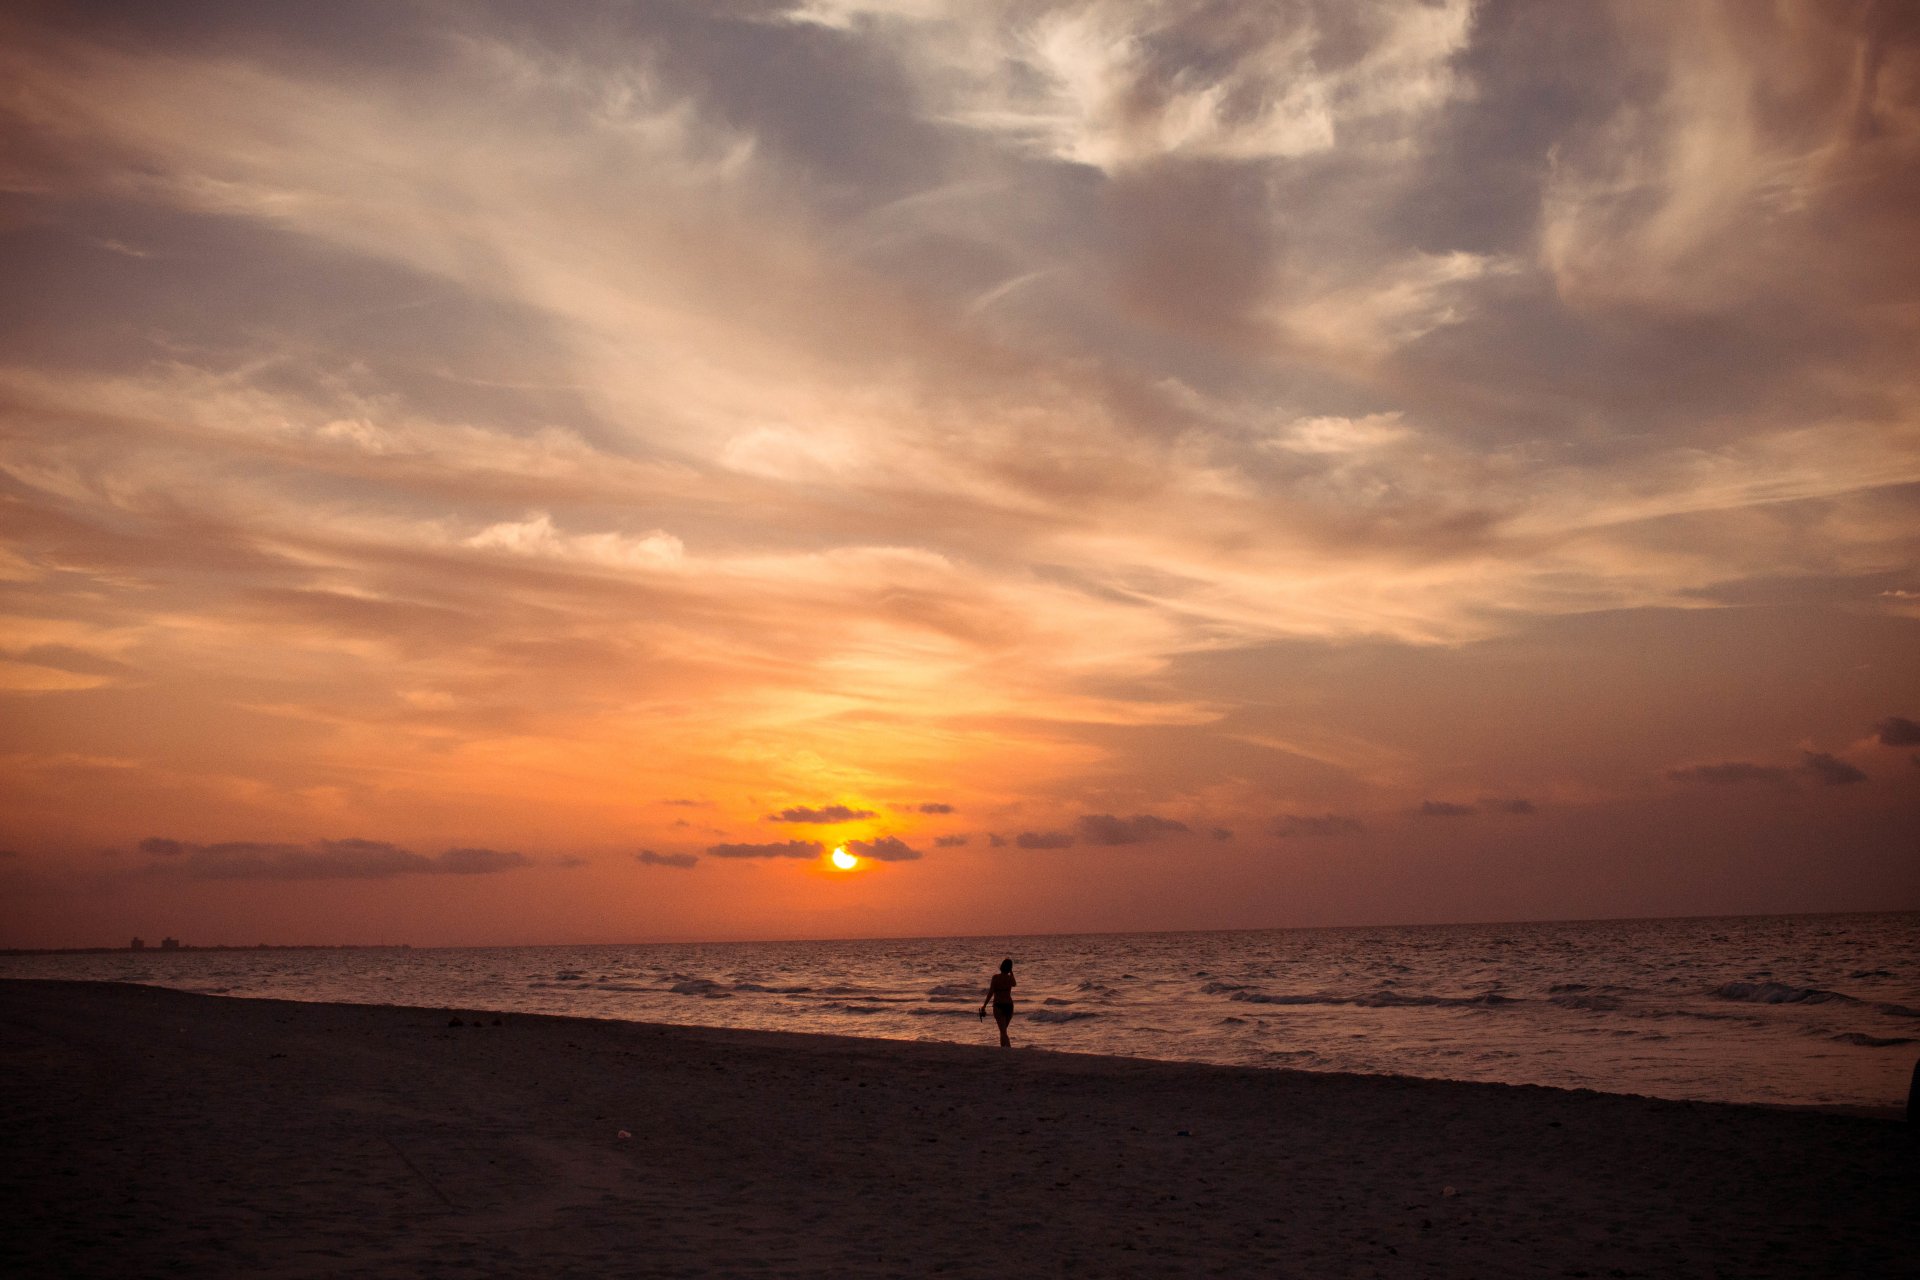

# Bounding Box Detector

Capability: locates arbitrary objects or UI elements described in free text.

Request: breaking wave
[1224,988,1517,1009]
[1709,982,1855,1005]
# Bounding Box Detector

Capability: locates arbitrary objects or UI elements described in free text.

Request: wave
[734,982,813,994]
[924,983,978,997]
[1549,993,1622,1011]
[1226,988,1517,1009]
[1831,1032,1915,1048]
[1355,990,1517,1008]
[1874,1003,1920,1019]
[669,979,732,998]
[1709,981,1854,1005]
[1026,1009,1101,1024]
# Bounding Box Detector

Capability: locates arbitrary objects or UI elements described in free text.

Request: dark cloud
[1484,798,1536,815]
[636,849,698,869]
[988,834,1008,848]
[1667,762,1794,787]
[933,834,968,847]
[1801,752,1868,787]
[767,805,876,824]
[436,846,533,875]
[553,855,588,869]
[916,802,954,814]
[848,835,921,862]
[1210,827,1232,841]
[704,840,822,859]
[1418,801,1476,818]
[1075,813,1190,846]
[1874,716,1920,746]
[1015,831,1075,850]
[1270,814,1364,838]
[135,837,530,880]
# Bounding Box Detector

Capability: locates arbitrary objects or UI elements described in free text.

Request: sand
[2,980,1912,1278]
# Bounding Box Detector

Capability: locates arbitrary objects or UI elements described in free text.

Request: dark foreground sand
[2,981,1912,1278]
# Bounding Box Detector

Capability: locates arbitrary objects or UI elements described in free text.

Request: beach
[3,980,1912,1278]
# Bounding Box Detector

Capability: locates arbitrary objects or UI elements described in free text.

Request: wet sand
[2,979,1912,1278]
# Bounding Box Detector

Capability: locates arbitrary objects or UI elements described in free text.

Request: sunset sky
[2,0,1916,948]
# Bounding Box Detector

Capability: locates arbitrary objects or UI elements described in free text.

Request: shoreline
[43,977,1915,1121]
[4,979,1913,1277]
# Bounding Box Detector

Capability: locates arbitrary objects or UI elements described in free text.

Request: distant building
[130,937,145,950]
[159,936,180,950]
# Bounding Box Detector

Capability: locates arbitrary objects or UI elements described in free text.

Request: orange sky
[1,0,1916,947]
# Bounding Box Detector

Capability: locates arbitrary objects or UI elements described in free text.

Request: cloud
[916,802,954,814]
[933,834,968,847]
[135,837,531,880]
[636,849,698,869]
[1075,813,1190,846]
[1667,762,1794,787]
[767,805,877,824]
[889,0,1475,174]
[987,834,1008,848]
[1484,798,1536,815]
[848,835,921,862]
[704,840,823,859]
[1270,814,1364,838]
[1874,716,1920,747]
[1015,831,1075,850]
[1417,801,1475,818]
[1210,827,1232,841]
[1801,752,1867,787]
[436,846,535,875]
[1,2,1916,942]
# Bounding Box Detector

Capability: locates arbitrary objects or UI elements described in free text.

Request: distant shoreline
[0,943,413,957]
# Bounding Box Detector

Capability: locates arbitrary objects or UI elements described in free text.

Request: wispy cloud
[134,837,532,881]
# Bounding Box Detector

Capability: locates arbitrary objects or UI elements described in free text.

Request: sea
[5,911,1916,1112]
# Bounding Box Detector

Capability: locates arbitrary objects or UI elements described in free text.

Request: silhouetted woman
[978,957,1015,1048]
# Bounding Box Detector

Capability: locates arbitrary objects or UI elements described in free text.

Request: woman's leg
[993,1005,1012,1048]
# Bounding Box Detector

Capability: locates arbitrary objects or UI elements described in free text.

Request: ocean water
[6,912,1916,1111]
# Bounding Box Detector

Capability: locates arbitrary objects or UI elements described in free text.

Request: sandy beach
[2,980,1911,1278]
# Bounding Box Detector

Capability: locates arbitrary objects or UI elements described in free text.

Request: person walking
[978,957,1016,1048]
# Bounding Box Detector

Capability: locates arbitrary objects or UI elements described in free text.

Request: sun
[829,846,859,871]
